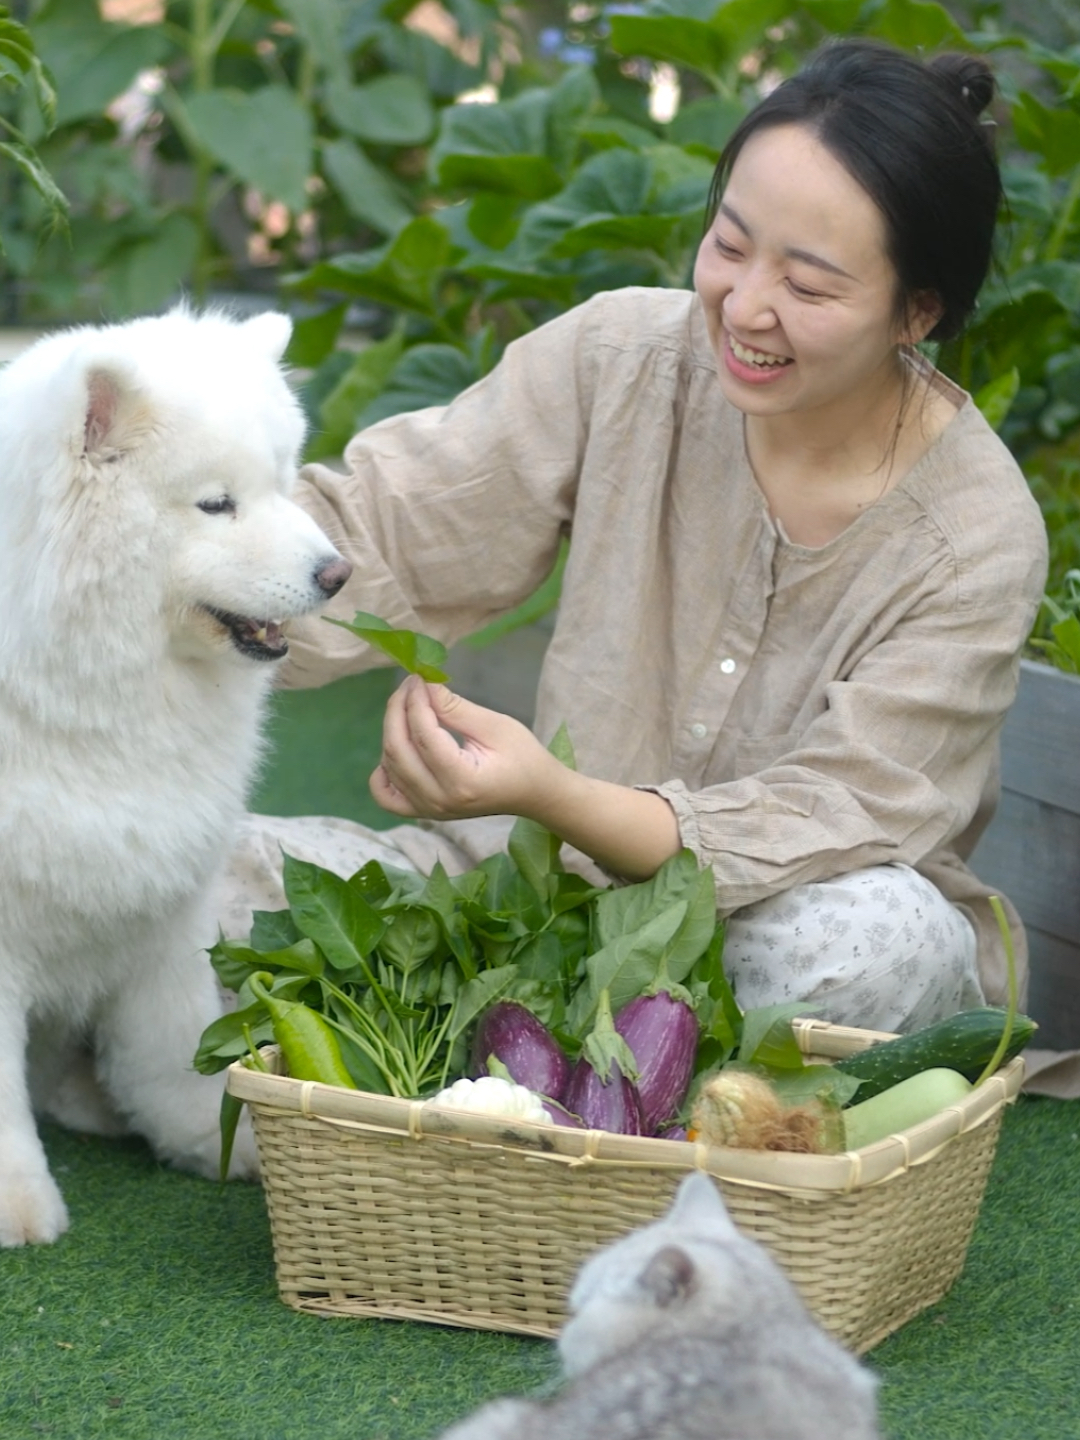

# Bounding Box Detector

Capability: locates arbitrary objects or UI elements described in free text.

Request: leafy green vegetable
[196,720,737,1114]
[198,722,854,1145]
[324,610,450,682]
[1029,570,1080,675]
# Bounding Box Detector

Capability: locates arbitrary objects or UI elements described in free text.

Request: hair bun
[930,52,996,116]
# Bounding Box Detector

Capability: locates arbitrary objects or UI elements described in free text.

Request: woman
[223,38,1047,1035]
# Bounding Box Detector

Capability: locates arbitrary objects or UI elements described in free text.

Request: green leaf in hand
[324,610,449,681]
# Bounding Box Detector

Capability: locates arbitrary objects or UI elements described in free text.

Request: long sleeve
[278,296,603,689]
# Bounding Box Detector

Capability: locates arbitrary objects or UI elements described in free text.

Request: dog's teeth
[252,627,268,643]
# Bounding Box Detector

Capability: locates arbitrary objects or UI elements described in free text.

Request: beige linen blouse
[282,286,1049,1008]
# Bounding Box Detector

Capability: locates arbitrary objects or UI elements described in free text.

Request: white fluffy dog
[0,308,350,1245]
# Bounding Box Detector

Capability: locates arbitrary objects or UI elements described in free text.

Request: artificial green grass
[1,1101,1076,1440]
[2,673,1078,1440]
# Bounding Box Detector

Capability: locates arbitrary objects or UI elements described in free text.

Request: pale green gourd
[841,1067,973,1151]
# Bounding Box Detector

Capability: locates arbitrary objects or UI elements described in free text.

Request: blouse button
[720,657,736,674]
[690,722,707,740]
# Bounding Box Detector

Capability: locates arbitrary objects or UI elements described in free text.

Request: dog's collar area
[201,605,288,661]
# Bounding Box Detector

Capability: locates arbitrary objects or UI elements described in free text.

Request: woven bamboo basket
[226,1016,1023,1354]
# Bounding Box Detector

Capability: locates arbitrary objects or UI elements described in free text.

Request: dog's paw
[0,1170,70,1248]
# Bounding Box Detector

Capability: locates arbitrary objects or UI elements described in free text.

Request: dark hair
[705,39,1002,342]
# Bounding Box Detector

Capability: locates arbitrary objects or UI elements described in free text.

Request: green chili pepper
[249,972,357,1088]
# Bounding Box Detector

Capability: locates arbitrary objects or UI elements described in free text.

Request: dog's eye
[197,496,236,516]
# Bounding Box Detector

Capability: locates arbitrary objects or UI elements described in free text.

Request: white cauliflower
[429,1075,549,1123]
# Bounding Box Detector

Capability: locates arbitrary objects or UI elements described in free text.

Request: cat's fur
[438,1172,881,1440]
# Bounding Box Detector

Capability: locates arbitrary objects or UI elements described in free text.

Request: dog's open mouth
[202,606,288,661]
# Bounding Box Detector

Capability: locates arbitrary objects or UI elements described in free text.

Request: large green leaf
[506,726,578,896]
[324,610,450,682]
[666,95,746,156]
[101,211,200,317]
[325,73,436,146]
[0,14,58,128]
[437,152,564,200]
[864,0,968,51]
[431,88,564,198]
[290,215,452,315]
[516,148,652,256]
[607,15,731,83]
[446,965,520,1043]
[321,137,414,236]
[282,852,387,970]
[547,65,601,174]
[975,368,1020,433]
[708,0,794,51]
[375,23,483,102]
[275,0,345,75]
[566,902,690,1035]
[514,145,708,263]
[553,212,692,258]
[976,262,1080,325]
[306,327,408,459]
[434,86,550,161]
[1011,92,1080,177]
[738,1002,811,1070]
[354,343,482,427]
[185,86,313,212]
[285,302,347,370]
[32,16,170,127]
[0,139,67,230]
[592,849,705,952]
[796,0,863,30]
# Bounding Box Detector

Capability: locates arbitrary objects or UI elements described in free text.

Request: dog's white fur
[0,308,349,1245]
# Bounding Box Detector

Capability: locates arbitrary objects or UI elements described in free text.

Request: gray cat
[437,1171,881,1440]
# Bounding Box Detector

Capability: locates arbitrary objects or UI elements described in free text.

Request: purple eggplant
[470,1001,570,1101]
[657,1124,689,1143]
[561,1056,644,1136]
[614,992,699,1135]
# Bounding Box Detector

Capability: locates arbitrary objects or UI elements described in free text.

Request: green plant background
[4,0,1080,643]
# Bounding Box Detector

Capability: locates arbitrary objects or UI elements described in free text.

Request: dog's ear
[240,311,292,363]
[81,360,151,464]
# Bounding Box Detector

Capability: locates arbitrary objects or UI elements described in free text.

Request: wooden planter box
[970,659,1080,1051]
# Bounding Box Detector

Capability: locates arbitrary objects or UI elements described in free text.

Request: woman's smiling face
[694,123,927,424]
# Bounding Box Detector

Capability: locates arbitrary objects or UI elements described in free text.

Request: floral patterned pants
[215,813,984,1036]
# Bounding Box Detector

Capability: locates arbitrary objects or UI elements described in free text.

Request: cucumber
[834,1006,1036,1103]
[842,1068,974,1151]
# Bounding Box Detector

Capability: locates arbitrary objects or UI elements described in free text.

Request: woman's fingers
[372,675,545,820]
[376,677,480,815]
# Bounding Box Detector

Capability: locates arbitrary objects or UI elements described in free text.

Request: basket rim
[226,1016,1024,1196]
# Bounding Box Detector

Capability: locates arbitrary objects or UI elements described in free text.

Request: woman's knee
[722,863,983,1033]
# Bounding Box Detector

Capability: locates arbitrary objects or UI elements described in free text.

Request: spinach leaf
[324,610,449,682]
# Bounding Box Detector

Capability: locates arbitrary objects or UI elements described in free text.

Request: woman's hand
[371,674,558,822]
[370,675,685,882]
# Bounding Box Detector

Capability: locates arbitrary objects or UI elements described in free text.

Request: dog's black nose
[314,556,352,597]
